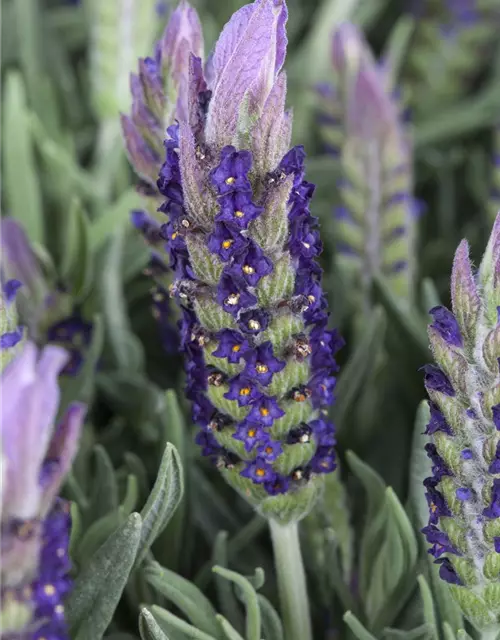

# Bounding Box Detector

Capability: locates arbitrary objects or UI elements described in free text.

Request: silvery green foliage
[88,0,160,120]
[421,213,500,630]
[405,2,500,116]
[318,23,417,311]
[154,0,342,525]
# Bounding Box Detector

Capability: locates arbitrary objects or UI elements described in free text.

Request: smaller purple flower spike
[1,341,85,637]
[419,214,500,628]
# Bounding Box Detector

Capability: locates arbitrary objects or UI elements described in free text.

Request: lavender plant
[422,213,500,631]
[123,1,342,637]
[318,23,418,310]
[0,282,86,638]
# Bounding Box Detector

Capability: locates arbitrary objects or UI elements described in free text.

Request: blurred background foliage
[3,0,500,638]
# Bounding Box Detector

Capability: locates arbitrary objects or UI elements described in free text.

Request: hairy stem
[269,520,313,640]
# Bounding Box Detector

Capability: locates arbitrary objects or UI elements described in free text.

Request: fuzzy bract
[422,213,500,629]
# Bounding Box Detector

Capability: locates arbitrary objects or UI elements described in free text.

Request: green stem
[269,520,313,640]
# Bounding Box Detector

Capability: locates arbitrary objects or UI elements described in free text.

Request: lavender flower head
[154,0,343,524]
[1,341,85,638]
[318,23,418,309]
[421,213,500,629]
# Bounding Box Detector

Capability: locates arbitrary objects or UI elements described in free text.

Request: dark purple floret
[216,272,257,316]
[492,404,500,431]
[245,396,285,426]
[230,241,273,286]
[425,401,453,435]
[240,458,276,484]
[422,524,460,558]
[233,423,267,452]
[435,557,463,586]
[195,430,221,457]
[483,479,500,518]
[424,477,452,524]
[47,314,93,376]
[489,441,500,474]
[461,449,473,460]
[238,310,270,335]
[257,439,283,462]
[422,364,456,397]
[207,223,249,262]
[212,329,250,363]
[494,537,500,553]
[0,328,23,349]
[216,191,263,229]
[210,146,252,195]
[224,374,261,406]
[264,475,290,495]
[3,278,22,303]
[425,443,453,481]
[244,342,285,386]
[429,306,463,348]
[310,446,336,473]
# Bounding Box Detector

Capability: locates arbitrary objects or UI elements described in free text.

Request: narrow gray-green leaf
[67,513,142,640]
[258,595,284,640]
[216,616,245,640]
[343,612,378,640]
[417,575,438,639]
[212,567,261,640]
[144,562,221,638]
[3,72,44,244]
[150,606,218,640]
[90,188,144,251]
[136,443,184,567]
[139,608,170,640]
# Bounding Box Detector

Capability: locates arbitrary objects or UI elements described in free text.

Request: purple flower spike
[420,214,500,613]
[153,0,342,525]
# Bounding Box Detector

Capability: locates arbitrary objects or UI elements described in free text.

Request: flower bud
[152,0,343,525]
[421,213,500,630]
[318,23,419,309]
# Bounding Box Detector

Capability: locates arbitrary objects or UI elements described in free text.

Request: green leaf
[417,575,438,639]
[67,513,142,640]
[139,608,170,640]
[383,624,434,640]
[257,595,284,640]
[212,567,261,640]
[149,605,219,640]
[88,445,119,523]
[100,230,145,372]
[3,71,44,245]
[212,532,243,632]
[144,562,222,638]
[421,279,442,313]
[382,15,415,87]
[442,622,456,640]
[89,189,144,251]
[385,489,418,571]
[216,616,245,640]
[343,612,378,640]
[136,443,184,567]
[59,196,94,301]
[409,402,431,530]
[334,306,387,428]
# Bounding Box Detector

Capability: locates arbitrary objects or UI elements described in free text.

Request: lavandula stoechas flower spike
[319,24,417,309]
[158,0,343,524]
[1,341,85,638]
[89,0,160,120]
[421,213,500,630]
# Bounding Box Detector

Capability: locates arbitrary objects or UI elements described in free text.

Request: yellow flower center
[256,363,268,374]
[225,293,240,305]
[242,265,254,274]
[260,408,270,417]
[240,387,251,396]
[234,210,245,218]
[222,239,233,249]
[232,344,241,352]
[255,468,266,477]
[248,320,260,331]
[225,177,236,185]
